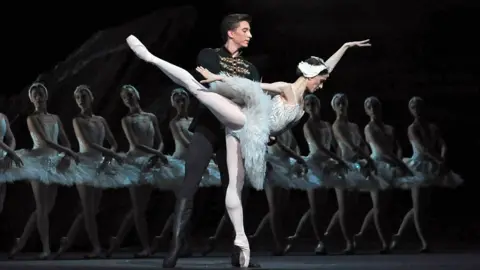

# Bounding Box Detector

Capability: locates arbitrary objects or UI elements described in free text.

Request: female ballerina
[9,82,80,259]
[353,96,416,253]
[150,88,221,254]
[390,96,463,252]
[285,94,349,255]
[323,93,386,254]
[126,34,370,266]
[107,84,184,258]
[55,85,128,259]
[0,113,24,214]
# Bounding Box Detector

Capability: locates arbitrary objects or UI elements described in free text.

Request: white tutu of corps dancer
[208,76,304,190]
[402,154,463,188]
[1,149,78,185]
[370,155,422,189]
[343,159,390,191]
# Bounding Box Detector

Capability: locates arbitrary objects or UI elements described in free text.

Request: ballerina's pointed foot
[232,237,251,268]
[52,237,69,259]
[389,234,400,250]
[315,241,327,255]
[84,249,103,259]
[37,251,51,260]
[106,236,118,258]
[133,249,151,258]
[126,35,154,63]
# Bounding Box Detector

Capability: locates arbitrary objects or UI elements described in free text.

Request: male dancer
[163,13,261,268]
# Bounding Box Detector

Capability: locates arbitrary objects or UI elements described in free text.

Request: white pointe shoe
[233,238,251,268]
[126,35,154,63]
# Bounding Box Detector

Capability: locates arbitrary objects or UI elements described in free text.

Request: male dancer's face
[228,21,252,48]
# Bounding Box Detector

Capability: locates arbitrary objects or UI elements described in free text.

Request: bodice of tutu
[77,118,105,156]
[172,117,193,160]
[0,118,6,158]
[305,126,333,157]
[31,117,59,151]
[128,114,155,156]
[269,95,304,136]
[337,123,362,161]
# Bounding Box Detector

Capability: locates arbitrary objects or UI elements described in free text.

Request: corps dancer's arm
[432,124,447,160]
[121,117,166,159]
[407,124,443,163]
[304,122,344,164]
[99,117,119,153]
[275,140,305,164]
[26,115,76,157]
[55,115,72,149]
[364,125,405,168]
[391,127,403,158]
[332,123,371,160]
[169,119,190,147]
[72,117,119,160]
[149,113,164,152]
[0,115,18,157]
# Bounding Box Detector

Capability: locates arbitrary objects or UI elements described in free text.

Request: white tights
[126,35,245,130]
[225,135,250,267]
[127,35,250,267]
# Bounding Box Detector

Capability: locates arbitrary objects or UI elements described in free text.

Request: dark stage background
[0,0,478,253]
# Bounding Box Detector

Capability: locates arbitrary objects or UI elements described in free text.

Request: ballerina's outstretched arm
[126,35,245,131]
[325,39,371,72]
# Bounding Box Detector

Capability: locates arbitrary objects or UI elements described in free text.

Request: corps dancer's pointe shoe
[389,234,400,250]
[133,249,151,258]
[84,249,103,259]
[7,238,21,259]
[314,241,327,255]
[52,237,70,259]
[353,233,362,249]
[37,251,51,260]
[201,236,216,257]
[150,235,163,254]
[162,199,192,268]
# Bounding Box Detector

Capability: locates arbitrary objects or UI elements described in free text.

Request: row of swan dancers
[0,81,463,260]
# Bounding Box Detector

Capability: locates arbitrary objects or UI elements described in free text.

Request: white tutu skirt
[403,155,463,188]
[0,149,77,185]
[265,155,320,190]
[303,153,353,189]
[199,160,222,187]
[71,153,140,188]
[344,159,390,191]
[370,156,422,189]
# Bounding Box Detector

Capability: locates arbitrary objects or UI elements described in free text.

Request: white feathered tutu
[302,153,353,189]
[264,155,319,190]
[403,154,463,188]
[0,149,77,185]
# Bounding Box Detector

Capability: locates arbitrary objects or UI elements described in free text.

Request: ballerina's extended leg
[126,35,245,130]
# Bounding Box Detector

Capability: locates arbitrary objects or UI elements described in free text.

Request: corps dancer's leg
[163,128,218,268]
[0,183,5,214]
[224,135,249,268]
[130,185,154,257]
[126,35,245,130]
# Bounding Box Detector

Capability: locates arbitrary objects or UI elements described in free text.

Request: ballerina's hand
[345,39,371,48]
[196,66,223,83]
[7,153,24,168]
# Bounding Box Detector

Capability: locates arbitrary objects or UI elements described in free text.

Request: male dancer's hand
[267,136,277,146]
[196,67,224,83]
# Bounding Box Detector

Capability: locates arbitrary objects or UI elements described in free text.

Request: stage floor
[1,252,479,269]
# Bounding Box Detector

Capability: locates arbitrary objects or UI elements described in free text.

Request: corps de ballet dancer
[285,94,349,255]
[55,85,131,259]
[0,113,24,214]
[107,84,190,258]
[390,96,464,252]
[151,88,221,255]
[323,93,387,254]
[353,96,417,253]
[125,32,370,266]
[248,129,305,256]
[8,82,81,259]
